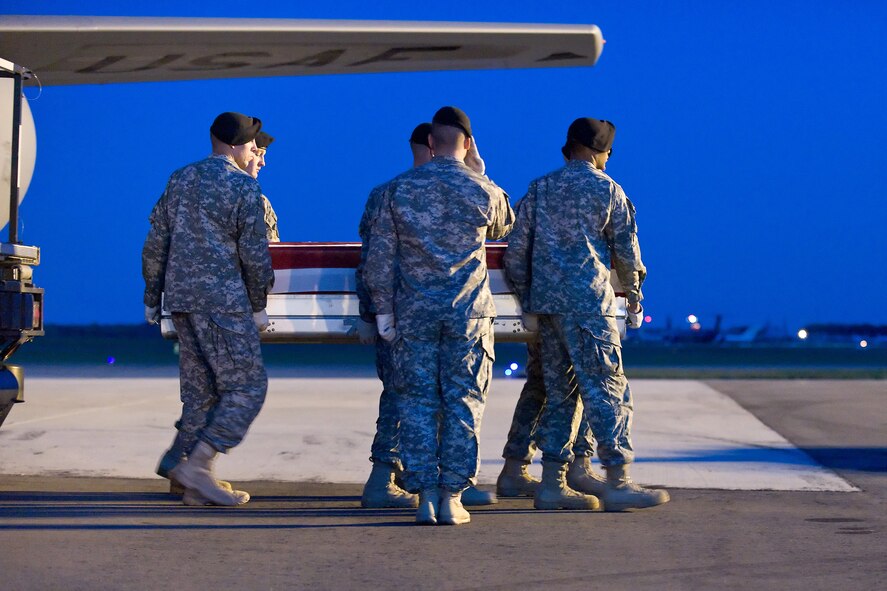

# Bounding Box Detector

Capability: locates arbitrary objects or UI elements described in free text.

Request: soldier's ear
[463,135,471,150]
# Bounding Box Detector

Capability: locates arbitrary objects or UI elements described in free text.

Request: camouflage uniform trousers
[171,312,268,455]
[369,336,401,468]
[535,314,634,467]
[502,339,595,463]
[393,317,495,493]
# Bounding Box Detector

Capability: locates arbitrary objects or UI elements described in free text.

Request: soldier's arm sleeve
[141,190,171,308]
[607,184,646,306]
[355,186,383,322]
[262,195,280,242]
[503,187,535,309]
[363,189,397,316]
[238,183,275,312]
[485,182,516,240]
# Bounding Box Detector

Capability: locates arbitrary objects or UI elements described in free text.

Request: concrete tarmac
[0,379,885,590]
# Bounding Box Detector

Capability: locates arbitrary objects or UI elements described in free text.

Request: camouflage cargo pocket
[209,313,258,371]
[579,325,624,377]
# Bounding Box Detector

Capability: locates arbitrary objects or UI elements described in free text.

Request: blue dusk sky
[2,1,886,330]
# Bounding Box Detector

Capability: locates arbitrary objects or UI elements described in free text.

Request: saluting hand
[465,137,486,176]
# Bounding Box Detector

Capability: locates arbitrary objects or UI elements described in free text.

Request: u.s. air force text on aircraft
[66,46,589,75]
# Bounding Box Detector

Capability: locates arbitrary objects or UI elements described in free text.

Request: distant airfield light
[504,369,513,377]
[691,322,701,331]
[509,362,519,371]
[859,340,868,349]
[107,356,116,365]
[644,315,652,324]
[797,329,809,340]
[687,314,698,324]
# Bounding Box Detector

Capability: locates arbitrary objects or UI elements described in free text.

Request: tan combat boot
[416,489,439,525]
[438,489,471,525]
[534,461,600,510]
[182,487,251,507]
[157,434,233,495]
[461,485,498,506]
[600,464,670,512]
[497,458,541,497]
[170,477,233,495]
[169,479,186,495]
[361,462,418,508]
[169,441,249,507]
[566,455,607,497]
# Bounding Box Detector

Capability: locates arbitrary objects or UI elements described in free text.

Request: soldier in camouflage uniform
[354,123,431,510]
[143,112,274,507]
[504,117,669,512]
[356,123,498,509]
[364,107,514,525]
[245,131,281,242]
[496,338,601,497]
[497,150,603,498]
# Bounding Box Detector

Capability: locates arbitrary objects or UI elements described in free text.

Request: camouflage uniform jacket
[142,154,274,313]
[355,181,389,322]
[364,156,515,324]
[504,159,645,323]
[262,195,280,242]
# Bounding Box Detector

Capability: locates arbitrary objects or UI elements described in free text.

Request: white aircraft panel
[0,80,36,231]
[0,16,603,86]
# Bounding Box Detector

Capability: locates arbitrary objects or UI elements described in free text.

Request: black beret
[432,106,472,138]
[409,122,432,147]
[563,117,616,156]
[255,131,275,149]
[210,112,262,146]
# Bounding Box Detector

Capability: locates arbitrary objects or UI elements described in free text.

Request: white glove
[376,313,397,342]
[356,318,377,345]
[145,305,160,325]
[626,305,644,329]
[465,137,486,175]
[253,309,270,331]
[521,312,539,332]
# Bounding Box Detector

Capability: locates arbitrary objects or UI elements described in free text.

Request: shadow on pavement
[0,490,551,530]
[0,492,362,503]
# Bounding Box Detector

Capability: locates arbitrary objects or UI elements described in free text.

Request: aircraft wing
[0,15,603,86]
